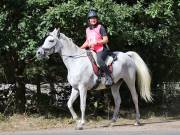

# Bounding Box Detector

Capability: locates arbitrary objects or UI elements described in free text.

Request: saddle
[87,50,116,77]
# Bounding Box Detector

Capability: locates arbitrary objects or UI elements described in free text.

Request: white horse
[36,28,152,129]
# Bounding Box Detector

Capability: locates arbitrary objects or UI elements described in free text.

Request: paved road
[0,120,179,135]
[0,130,179,135]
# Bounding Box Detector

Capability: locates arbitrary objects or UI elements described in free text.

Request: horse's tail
[126,51,153,102]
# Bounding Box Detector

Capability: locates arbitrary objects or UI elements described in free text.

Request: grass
[0,99,179,132]
[0,114,73,132]
[0,111,179,132]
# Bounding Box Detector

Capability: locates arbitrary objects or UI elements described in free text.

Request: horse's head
[36,28,62,60]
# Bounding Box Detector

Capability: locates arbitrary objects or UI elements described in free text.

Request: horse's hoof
[80,120,85,126]
[110,122,115,127]
[134,122,141,126]
[111,118,116,123]
[75,126,83,130]
[75,120,84,130]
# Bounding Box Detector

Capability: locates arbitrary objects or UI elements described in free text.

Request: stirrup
[113,54,117,61]
[105,77,113,87]
[97,76,101,83]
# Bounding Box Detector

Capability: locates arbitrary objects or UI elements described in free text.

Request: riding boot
[105,74,113,86]
[112,54,117,61]
[109,52,117,61]
[97,69,102,83]
[101,65,113,86]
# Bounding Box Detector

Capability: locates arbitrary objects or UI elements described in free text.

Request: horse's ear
[52,28,57,34]
[57,28,60,38]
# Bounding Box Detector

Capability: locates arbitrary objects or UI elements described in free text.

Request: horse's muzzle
[36,47,45,60]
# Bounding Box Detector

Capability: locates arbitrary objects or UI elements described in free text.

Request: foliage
[0,0,179,114]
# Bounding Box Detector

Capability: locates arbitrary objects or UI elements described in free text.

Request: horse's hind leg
[67,88,79,120]
[124,77,141,126]
[111,81,122,122]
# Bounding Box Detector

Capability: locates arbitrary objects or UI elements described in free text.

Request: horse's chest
[67,71,82,84]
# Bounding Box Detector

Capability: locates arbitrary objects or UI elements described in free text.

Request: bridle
[41,34,58,55]
[41,34,87,61]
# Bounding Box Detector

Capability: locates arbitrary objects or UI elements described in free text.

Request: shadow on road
[83,118,180,130]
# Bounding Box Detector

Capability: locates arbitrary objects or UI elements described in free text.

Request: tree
[0,0,179,114]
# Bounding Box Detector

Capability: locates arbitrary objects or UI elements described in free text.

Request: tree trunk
[36,80,41,106]
[37,81,41,95]
[49,82,57,105]
[15,76,26,113]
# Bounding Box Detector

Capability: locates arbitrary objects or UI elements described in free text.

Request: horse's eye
[49,39,54,42]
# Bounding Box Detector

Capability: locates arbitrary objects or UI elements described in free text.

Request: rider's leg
[100,63,113,86]
[97,49,113,86]
[106,48,117,61]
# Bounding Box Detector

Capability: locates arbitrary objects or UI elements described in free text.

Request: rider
[80,10,113,86]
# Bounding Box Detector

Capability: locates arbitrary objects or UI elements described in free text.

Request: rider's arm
[97,36,108,45]
[98,25,109,45]
[80,40,89,49]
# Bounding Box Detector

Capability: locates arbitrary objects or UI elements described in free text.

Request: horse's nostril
[37,51,41,54]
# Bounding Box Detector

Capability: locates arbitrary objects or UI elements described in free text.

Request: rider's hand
[88,40,97,47]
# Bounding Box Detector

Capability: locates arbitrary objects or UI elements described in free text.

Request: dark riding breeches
[96,48,111,75]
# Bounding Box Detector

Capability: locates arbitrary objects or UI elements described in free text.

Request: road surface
[0,120,179,135]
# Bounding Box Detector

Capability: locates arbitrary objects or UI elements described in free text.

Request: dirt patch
[0,114,179,132]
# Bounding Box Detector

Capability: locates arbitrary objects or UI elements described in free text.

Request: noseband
[41,34,58,55]
[41,34,87,60]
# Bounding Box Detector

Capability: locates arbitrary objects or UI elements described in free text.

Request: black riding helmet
[87,10,98,19]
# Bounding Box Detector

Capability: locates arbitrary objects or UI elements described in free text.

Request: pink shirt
[86,24,103,52]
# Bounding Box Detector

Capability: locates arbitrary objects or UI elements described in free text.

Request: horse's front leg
[76,85,87,130]
[67,88,79,121]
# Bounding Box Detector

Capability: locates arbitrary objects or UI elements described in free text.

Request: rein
[61,52,87,60]
[48,34,87,61]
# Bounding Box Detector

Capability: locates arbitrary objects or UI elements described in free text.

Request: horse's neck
[61,38,84,55]
[60,38,85,69]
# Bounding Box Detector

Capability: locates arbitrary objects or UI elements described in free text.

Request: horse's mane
[60,33,85,54]
[60,33,81,49]
[60,33,75,45]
